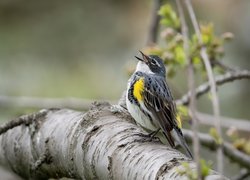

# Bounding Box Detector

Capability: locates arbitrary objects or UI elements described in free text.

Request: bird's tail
[172,126,193,159]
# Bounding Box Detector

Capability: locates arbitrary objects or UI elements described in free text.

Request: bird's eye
[151,59,157,65]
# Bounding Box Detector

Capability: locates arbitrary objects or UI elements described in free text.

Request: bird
[126,51,193,159]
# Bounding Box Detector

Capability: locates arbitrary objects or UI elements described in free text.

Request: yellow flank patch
[176,114,182,129]
[133,78,144,101]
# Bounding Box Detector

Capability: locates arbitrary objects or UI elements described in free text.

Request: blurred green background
[0,0,150,120]
[0,0,249,178]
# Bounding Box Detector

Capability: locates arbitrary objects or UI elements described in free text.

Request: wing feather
[143,75,177,147]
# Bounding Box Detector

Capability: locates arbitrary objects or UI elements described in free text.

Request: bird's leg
[147,128,161,140]
[135,128,161,142]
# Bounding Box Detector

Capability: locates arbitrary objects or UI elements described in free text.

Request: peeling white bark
[0,103,227,179]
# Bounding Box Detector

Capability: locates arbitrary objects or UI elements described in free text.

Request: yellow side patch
[133,78,144,101]
[176,114,182,129]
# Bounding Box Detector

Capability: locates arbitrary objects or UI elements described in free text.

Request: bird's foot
[134,129,160,142]
[147,128,161,140]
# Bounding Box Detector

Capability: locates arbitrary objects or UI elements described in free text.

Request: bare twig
[176,70,250,106]
[183,129,250,170]
[0,109,48,135]
[176,0,201,178]
[184,0,223,173]
[212,60,238,72]
[31,138,52,171]
[146,0,163,45]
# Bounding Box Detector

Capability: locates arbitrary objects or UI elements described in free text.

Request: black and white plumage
[126,51,193,159]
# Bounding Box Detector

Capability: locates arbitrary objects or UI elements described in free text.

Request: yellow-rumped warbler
[126,51,193,159]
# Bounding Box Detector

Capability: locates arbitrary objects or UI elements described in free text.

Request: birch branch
[0,103,227,179]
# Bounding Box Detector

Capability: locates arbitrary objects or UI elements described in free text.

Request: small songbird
[126,51,193,158]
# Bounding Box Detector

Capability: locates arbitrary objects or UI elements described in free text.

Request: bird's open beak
[135,51,150,63]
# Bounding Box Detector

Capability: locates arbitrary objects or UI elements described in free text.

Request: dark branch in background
[196,112,250,132]
[176,70,250,106]
[183,129,250,170]
[232,169,250,180]
[146,0,163,45]
[0,95,114,110]
[1,69,249,111]
[175,0,201,178]
[2,95,250,133]
[1,70,248,109]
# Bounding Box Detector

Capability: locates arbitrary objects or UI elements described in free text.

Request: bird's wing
[143,75,177,147]
[141,74,193,158]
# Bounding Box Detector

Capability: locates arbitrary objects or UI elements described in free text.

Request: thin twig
[175,0,201,178]
[212,60,238,72]
[183,0,223,173]
[0,109,48,135]
[183,129,250,170]
[31,138,52,171]
[146,0,163,45]
[176,70,250,106]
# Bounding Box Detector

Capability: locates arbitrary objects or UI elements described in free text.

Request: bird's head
[135,51,166,77]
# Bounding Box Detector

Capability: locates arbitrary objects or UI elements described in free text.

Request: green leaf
[244,141,250,155]
[177,105,189,117]
[174,45,186,66]
[209,127,222,144]
[158,4,180,29]
[192,56,201,65]
[200,159,211,178]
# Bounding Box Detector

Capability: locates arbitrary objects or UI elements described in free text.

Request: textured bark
[0,102,227,179]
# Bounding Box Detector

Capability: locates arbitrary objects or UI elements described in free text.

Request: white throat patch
[136,61,154,74]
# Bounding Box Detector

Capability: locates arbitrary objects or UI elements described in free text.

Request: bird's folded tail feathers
[163,131,175,148]
[172,126,193,159]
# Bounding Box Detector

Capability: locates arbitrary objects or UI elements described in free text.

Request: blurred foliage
[158,4,180,30]
[144,3,233,78]
[233,138,250,155]
[209,127,222,145]
[227,128,250,155]
[177,159,212,179]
